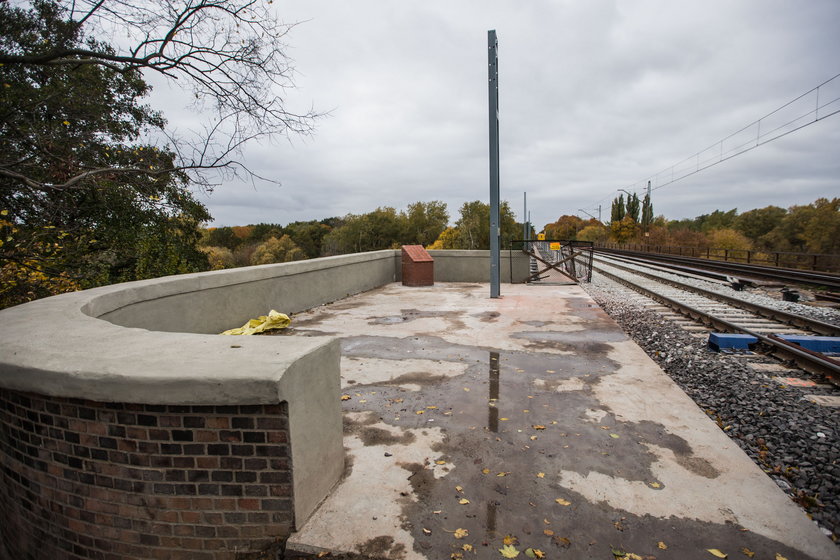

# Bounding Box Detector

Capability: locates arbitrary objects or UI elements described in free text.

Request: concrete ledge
[0,251,402,549]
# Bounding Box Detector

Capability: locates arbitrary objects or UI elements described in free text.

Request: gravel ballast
[582,275,840,544]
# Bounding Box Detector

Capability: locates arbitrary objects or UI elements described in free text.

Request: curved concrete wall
[0,248,528,559]
[0,250,402,559]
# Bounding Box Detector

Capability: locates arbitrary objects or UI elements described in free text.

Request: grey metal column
[488,30,501,298]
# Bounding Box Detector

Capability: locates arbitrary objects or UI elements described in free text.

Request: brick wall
[0,389,294,560]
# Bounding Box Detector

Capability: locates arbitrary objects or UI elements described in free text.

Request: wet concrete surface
[284,283,839,560]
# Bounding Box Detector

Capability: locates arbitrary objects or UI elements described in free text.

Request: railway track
[591,254,840,384]
[595,247,840,291]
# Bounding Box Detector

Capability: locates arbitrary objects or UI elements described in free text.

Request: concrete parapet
[0,248,528,558]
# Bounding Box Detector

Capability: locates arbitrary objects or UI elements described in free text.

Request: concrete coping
[0,252,400,405]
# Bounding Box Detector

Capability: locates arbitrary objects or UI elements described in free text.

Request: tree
[641,193,654,231]
[454,200,518,250]
[610,194,625,223]
[609,215,638,243]
[200,246,235,270]
[626,193,640,223]
[427,227,460,249]
[251,235,305,265]
[404,201,449,247]
[0,0,318,191]
[543,215,585,240]
[576,224,609,243]
[708,228,752,252]
[321,207,405,256]
[733,206,786,243]
[284,221,332,258]
[800,198,840,254]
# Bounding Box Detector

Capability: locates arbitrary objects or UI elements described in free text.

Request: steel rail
[595,247,840,291]
[594,255,840,336]
[594,265,840,385]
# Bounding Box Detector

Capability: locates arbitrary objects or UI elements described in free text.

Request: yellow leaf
[435,460,446,465]
[532,550,544,559]
[503,535,518,546]
[533,424,546,430]
[555,498,571,506]
[0,210,7,216]
[657,541,667,550]
[416,410,425,415]
[530,436,538,441]
[454,528,468,539]
[455,485,463,492]
[649,482,661,489]
[707,549,728,558]
[609,433,620,439]
[340,395,351,401]
[543,529,554,536]
[497,472,510,477]
[482,468,490,474]
[458,498,470,505]
[463,544,474,552]
[500,417,509,421]
[426,405,438,409]
[740,548,754,558]
[499,545,520,558]
[537,472,545,478]
[62,120,70,126]
[626,554,643,560]
[774,555,788,560]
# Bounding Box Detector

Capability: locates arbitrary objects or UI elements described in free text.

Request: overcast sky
[155,1,840,230]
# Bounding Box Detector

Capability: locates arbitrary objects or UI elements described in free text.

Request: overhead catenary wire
[585,72,840,213]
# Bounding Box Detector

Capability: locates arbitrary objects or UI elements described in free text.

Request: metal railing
[598,242,840,273]
[512,239,594,283]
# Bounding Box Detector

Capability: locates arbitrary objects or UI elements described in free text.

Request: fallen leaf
[416,410,425,415]
[533,425,546,430]
[458,498,470,505]
[707,549,728,558]
[426,405,438,409]
[543,529,554,536]
[530,436,538,441]
[317,552,330,558]
[463,387,470,392]
[552,536,571,548]
[340,395,351,401]
[609,433,620,439]
[482,468,490,474]
[499,545,520,558]
[774,555,788,560]
[500,418,509,421]
[546,370,555,373]
[455,485,463,492]
[740,548,754,558]
[422,528,431,535]
[435,460,446,465]
[497,472,511,477]
[503,535,519,546]
[611,546,626,558]
[452,553,463,560]
[649,482,661,489]
[555,498,571,506]
[463,544,474,552]
[454,528,469,539]
[625,554,643,560]
[525,548,544,559]
[433,510,442,514]
[537,472,545,478]
[657,541,667,550]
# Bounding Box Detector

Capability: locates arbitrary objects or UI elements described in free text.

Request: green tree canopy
[455,200,518,250]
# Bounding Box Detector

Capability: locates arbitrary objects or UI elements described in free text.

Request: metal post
[523,192,528,240]
[488,30,501,298]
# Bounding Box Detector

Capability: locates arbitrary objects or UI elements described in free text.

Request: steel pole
[488,30,501,298]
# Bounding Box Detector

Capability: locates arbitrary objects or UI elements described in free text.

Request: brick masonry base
[0,389,294,560]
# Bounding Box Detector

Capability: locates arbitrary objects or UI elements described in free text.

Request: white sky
[153,1,840,229]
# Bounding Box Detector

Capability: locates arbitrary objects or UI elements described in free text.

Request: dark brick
[171,430,193,442]
[243,432,266,443]
[207,444,229,456]
[220,485,243,496]
[107,425,126,438]
[198,484,220,495]
[183,417,205,428]
[98,437,117,450]
[231,417,253,429]
[231,445,255,456]
[160,444,182,455]
[137,415,157,426]
[211,471,233,482]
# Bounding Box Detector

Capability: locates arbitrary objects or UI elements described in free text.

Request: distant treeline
[545,197,839,255]
[198,200,525,270]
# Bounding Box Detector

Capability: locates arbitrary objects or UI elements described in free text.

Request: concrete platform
[283,283,838,560]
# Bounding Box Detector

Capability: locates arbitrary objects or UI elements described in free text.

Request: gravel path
[582,274,840,545]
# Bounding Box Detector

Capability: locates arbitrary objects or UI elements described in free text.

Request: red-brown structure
[401,245,434,287]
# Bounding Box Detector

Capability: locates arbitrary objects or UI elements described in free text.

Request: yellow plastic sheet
[220,310,291,335]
